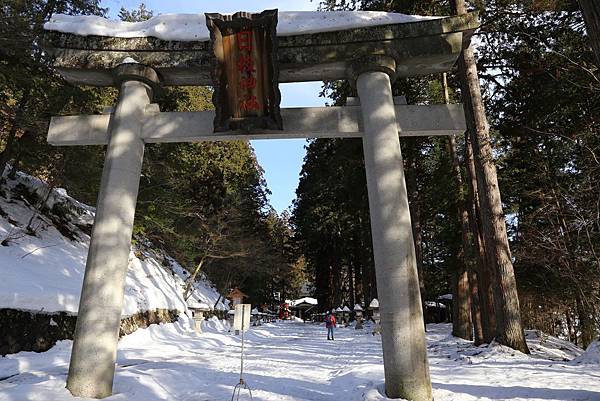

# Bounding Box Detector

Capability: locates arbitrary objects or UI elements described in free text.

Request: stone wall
[0,308,179,356]
[119,309,179,337]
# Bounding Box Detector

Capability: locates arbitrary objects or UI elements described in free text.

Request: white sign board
[233,304,251,332]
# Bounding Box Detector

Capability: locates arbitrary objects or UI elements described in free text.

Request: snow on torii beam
[43,10,479,401]
[43,11,478,85]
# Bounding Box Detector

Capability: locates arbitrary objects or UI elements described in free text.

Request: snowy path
[1,320,599,401]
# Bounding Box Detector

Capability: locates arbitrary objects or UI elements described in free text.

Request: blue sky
[102,0,325,214]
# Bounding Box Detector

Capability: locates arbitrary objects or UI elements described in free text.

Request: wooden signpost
[206,9,282,132]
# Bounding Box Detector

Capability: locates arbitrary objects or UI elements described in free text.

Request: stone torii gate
[43,11,478,401]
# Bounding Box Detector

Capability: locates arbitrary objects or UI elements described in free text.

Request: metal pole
[240,307,245,383]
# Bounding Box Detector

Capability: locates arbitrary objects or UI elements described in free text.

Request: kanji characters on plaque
[206,9,282,131]
[237,30,260,111]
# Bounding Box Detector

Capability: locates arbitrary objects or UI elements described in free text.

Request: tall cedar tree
[451,0,530,353]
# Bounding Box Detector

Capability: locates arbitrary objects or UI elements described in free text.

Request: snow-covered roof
[438,294,453,300]
[369,299,379,308]
[335,307,343,312]
[425,301,446,309]
[251,308,259,315]
[187,300,211,310]
[288,297,318,307]
[44,11,439,41]
[353,304,363,311]
[342,306,351,312]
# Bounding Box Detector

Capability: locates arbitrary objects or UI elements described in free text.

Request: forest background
[1,0,598,350]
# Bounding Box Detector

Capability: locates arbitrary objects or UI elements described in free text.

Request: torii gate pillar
[66,65,159,399]
[356,59,432,400]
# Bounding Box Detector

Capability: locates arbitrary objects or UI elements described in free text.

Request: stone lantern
[369,298,380,323]
[187,301,211,334]
[251,307,261,326]
[342,305,351,325]
[354,304,364,329]
[226,308,237,333]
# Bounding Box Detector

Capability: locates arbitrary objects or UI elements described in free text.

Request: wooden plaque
[206,9,283,132]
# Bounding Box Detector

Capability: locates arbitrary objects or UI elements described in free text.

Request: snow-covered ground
[0,170,226,316]
[1,172,599,400]
[1,321,598,401]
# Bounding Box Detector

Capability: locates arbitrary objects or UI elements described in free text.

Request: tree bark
[466,133,496,342]
[448,133,474,341]
[348,260,355,308]
[355,262,364,307]
[577,296,599,348]
[183,258,205,300]
[0,92,29,180]
[405,140,427,323]
[468,266,484,344]
[452,265,472,339]
[443,73,476,341]
[451,0,529,353]
[579,0,600,66]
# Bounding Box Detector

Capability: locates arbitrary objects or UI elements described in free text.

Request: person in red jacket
[325,311,337,340]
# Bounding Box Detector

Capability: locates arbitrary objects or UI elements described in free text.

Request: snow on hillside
[0,170,227,316]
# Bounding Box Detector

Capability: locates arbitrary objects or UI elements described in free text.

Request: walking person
[325,310,337,340]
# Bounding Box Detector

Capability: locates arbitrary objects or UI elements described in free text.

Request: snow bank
[0,170,224,316]
[360,384,402,401]
[202,315,231,333]
[44,11,439,41]
[525,329,583,361]
[571,339,600,365]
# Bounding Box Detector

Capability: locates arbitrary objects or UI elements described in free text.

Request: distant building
[226,288,248,306]
[287,297,318,321]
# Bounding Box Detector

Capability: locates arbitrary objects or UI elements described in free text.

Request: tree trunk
[466,133,496,342]
[577,296,598,348]
[0,109,25,180]
[405,140,427,323]
[348,260,355,308]
[353,235,364,307]
[579,0,600,66]
[447,134,474,340]
[468,266,484,344]
[443,73,476,341]
[183,258,205,300]
[451,0,529,353]
[452,265,472,339]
